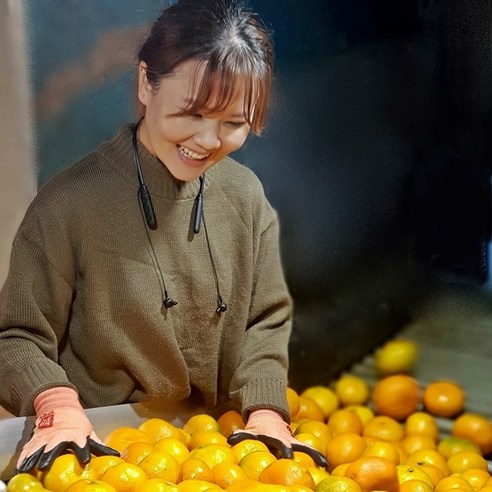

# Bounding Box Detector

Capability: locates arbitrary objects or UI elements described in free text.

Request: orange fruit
[122,442,156,465]
[345,456,399,492]
[325,433,367,471]
[434,475,475,492]
[334,375,370,406]
[190,443,236,469]
[406,461,447,487]
[292,451,316,469]
[331,463,351,477]
[452,413,492,455]
[300,386,339,419]
[40,454,85,492]
[105,427,155,454]
[258,459,316,488]
[400,434,437,455]
[7,473,44,492]
[154,438,190,465]
[287,387,301,419]
[99,462,148,492]
[344,406,374,426]
[179,457,213,482]
[371,375,422,421]
[437,437,481,459]
[188,431,228,450]
[396,463,434,487]
[65,479,117,492]
[307,465,330,485]
[423,381,465,418]
[362,440,401,465]
[138,419,188,445]
[362,415,404,442]
[293,432,327,455]
[407,449,452,476]
[315,475,362,492]
[217,410,245,438]
[460,468,491,490]
[238,450,278,480]
[225,479,264,491]
[231,439,270,462]
[374,339,419,375]
[294,420,332,446]
[182,414,220,436]
[175,479,220,491]
[295,396,325,421]
[327,409,363,436]
[133,478,178,492]
[137,450,181,483]
[405,412,440,441]
[212,461,247,488]
[447,452,488,474]
[81,456,125,481]
[398,479,433,492]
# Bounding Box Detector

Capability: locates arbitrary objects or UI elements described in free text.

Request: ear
[137,61,153,106]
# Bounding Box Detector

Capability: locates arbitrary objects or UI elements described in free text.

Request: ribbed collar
[107,123,211,200]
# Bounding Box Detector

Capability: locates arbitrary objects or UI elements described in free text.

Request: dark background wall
[27,0,492,390]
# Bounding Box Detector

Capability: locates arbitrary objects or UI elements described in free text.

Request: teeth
[178,145,210,160]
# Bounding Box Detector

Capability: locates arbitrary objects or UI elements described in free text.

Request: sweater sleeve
[0,226,76,416]
[228,208,293,422]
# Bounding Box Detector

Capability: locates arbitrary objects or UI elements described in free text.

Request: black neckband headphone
[132,119,227,313]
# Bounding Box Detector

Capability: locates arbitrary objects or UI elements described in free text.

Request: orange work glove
[16,387,119,472]
[227,408,328,467]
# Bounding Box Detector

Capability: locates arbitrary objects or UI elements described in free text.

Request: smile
[177,145,210,161]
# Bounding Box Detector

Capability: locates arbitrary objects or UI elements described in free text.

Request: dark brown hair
[138,0,274,135]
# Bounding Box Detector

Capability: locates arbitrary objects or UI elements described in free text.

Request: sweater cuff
[11,359,75,416]
[238,378,290,423]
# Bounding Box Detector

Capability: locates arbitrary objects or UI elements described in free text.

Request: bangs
[175,58,270,135]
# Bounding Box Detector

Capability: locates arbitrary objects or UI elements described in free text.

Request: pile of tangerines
[7,340,492,492]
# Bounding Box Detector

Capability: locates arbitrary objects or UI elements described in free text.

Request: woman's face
[137,59,252,182]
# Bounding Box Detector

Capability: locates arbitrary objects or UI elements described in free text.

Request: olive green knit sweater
[0,124,292,418]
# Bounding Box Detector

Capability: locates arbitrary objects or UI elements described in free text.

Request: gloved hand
[16,387,119,473]
[227,408,328,468]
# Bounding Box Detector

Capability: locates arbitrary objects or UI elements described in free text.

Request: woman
[0,0,327,472]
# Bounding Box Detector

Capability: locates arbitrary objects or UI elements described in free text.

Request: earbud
[163,297,177,309]
[216,298,228,313]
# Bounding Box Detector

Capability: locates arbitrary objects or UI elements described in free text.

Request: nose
[193,121,221,151]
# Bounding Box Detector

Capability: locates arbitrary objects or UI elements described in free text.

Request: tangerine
[287,387,301,419]
[327,409,363,436]
[345,456,399,492]
[447,452,488,473]
[423,381,466,418]
[179,457,213,482]
[362,415,404,442]
[301,386,339,419]
[190,443,236,469]
[460,468,491,490]
[407,449,452,476]
[137,451,181,483]
[294,420,332,446]
[325,433,367,471]
[437,437,481,460]
[398,479,433,492]
[296,396,325,422]
[122,442,155,466]
[405,412,440,441]
[217,410,245,438]
[182,414,220,436]
[105,427,154,454]
[434,475,475,492]
[396,463,434,487]
[133,478,178,492]
[374,339,419,375]
[99,462,148,492]
[400,434,437,455]
[258,459,315,488]
[452,413,492,455]
[154,438,190,465]
[138,419,188,445]
[231,439,270,462]
[238,450,277,480]
[41,454,85,492]
[212,461,247,488]
[371,375,422,421]
[65,479,117,492]
[187,431,228,450]
[362,440,401,465]
[344,406,374,426]
[334,375,370,406]
[315,475,362,492]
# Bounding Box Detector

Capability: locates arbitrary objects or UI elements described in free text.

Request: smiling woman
[0,0,327,476]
